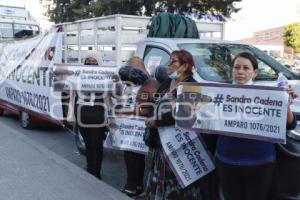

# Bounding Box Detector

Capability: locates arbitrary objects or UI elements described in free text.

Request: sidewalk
[0,121,131,200]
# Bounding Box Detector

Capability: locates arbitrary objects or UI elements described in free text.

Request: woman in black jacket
[118,57,152,197]
[75,53,107,180]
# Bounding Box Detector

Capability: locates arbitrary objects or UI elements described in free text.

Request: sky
[225,0,300,40]
[0,0,54,30]
[24,0,54,30]
[1,0,299,40]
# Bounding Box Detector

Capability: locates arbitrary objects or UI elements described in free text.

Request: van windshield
[179,43,299,82]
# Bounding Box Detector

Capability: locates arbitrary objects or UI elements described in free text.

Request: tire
[74,122,86,155]
[19,111,34,129]
[0,108,4,116]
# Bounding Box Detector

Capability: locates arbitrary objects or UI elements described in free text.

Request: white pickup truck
[59,14,300,118]
[55,14,300,155]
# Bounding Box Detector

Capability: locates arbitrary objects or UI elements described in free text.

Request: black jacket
[155,76,196,127]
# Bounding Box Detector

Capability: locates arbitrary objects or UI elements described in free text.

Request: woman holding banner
[117,57,152,198]
[215,52,297,200]
[144,50,217,200]
[75,52,108,180]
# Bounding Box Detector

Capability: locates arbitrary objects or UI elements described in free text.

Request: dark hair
[171,50,194,75]
[84,57,98,65]
[232,52,258,70]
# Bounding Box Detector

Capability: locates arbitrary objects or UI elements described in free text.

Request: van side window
[143,46,170,77]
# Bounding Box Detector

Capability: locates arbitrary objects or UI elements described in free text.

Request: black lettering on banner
[82,84,95,89]
[224,120,248,129]
[182,142,203,175]
[134,125,144,131]
[134,131,143,137]
[87,75,106,80]
[226,94,252,103]
[175,133,184,142]
[166,142,179,159]
[5,87,22,104]
[194,151,208,172]
[119,123,135,130]
[96,84,103,89]
[224,120,281,134]
[234,105,281,118]
[182,132,208,172]
[4,87,50,112]
[167,142,174,151]
[7,66,49,87]
[130,141,137,147]
[124,130,133,136]
[133,142,146,149]
[223,104,232,112]
[129,141,146,149]
[249,122,280,134]
[176,158,191,181]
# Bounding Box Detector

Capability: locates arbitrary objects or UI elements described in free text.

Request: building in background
[297,4,300,20]
[0,2,40,41]
[237,2,300,59]
[238,25,295,58]
[0,0,24,8]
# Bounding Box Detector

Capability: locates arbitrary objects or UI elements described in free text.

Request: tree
[91,0,144,17]
[42,0,242,23]
[152,0,241,16]
[41,0,92,23]
[284,23,300,54]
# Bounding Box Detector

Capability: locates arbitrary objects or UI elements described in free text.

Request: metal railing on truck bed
[57,14,225,68]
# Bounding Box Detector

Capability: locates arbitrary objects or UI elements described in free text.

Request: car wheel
[0,108,4,116]
[19,111,34,129]
[74,122,86,155]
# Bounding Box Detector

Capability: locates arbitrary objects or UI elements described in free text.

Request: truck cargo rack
[57,14,225,67]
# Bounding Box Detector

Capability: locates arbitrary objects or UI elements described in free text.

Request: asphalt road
[0,112,127,191]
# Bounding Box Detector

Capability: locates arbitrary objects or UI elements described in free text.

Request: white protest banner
[104,116,149,154]
[52,65,117,92]
[176,83,289,143]
[159,126,215,188]
[0,34,43,83]
[0,26,63,120]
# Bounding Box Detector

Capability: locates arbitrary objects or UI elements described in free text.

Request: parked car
[294,57,300,67]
